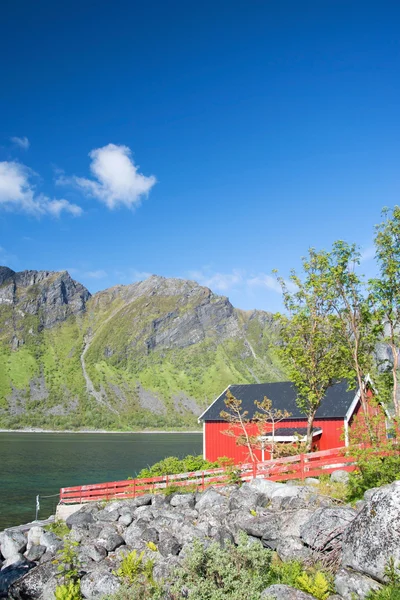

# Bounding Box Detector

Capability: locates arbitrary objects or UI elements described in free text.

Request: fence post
[202,471,205,492]
[166,474,169,491]
[300,454,305,481]
[133,479,136,498]
[253,461,257,479]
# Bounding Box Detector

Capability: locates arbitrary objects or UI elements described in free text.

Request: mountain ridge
[0,266,285,430]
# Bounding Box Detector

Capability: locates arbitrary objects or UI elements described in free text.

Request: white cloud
[188,268,295,295]
[0,161,82,217]
[11,136,30,150]
[85,269,108,279]
[59,144,156,210]
[189,269,244,292]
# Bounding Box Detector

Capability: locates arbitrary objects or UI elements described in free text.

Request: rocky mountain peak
[0,266,91,330]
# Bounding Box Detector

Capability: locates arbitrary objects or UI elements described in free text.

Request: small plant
[46,520,70,538]
[55,582,82,600]
[115,550,155,585]
[249,509,257,517]
[296,570,332,600]
[146,541,158,552]
[53,539,81,600]
[218,456,242,485]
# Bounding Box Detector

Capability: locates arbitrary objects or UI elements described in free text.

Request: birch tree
[370,206,400,417]
[275,248,343,451]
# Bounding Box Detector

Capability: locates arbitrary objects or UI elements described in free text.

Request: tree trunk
[306,410,317,453]
[391,342,399,418]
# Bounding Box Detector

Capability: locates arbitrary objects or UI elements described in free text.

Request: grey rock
[334,568,382,599]
[276,537,311,562]
[235,512,279,541]
[0,562,33,598]
[330,470,350,484]
[363,487,380,502]
[24,544,47,562]
[96,509,120,523]
[1,553,28,570]
[157,534,181,557]
[70,525,89,543]
[142,528,159,544]
[133,494,153,507]
[261,583,316,599]
[80,569,121,598]
[88,523,104,539]
[80,544,108,563]
[118,513,133,527]
[124,520,150,546]
[228,484,267,511]
[342,481,400,582]
[6,560,57,599]
[300,507,356,550]
[39,531,63,553]
[246,478,286,498]
[96,528,125,552]
[270,485,320,510]
[170,493,196,508]
[196,488,228,512]
[213,527,235,547]
[26,526,44,550]
[0,531,27,559]
[66,511,94,530]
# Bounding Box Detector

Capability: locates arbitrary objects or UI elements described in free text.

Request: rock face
[0,267,90,330]
[342,480,400,582]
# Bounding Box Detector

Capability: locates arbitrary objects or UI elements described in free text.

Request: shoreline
[0,428,202,434]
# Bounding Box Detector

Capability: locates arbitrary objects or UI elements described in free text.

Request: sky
[1,0,399,312]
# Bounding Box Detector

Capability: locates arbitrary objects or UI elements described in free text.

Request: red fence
[59,446,357,504]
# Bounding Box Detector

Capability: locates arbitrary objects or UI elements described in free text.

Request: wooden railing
[59,446,357,504]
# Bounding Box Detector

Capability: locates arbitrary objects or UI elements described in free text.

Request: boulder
[26,526,44,550]
[157,534,181,557]
[141,528,159,544]
[246,478,286,497]
[24,544,47,562]
[153,555,182,582]
[269,486,320,511]
[234,512,279,542]
[0,531,27,559]
[330,470,350,484]
[342,481,400,582]
[334,568,382,600]
[133,494,153,508]
[66,511,94,530]
[96,528,125,552]
[80,569,121,598]
[276,537,311,562]
[228,484,267,511]
[1,553,30,570]
[170,494,196,508]
[118,513,133,527]
[79,544,108,563]
[261,583,316,599]
[95,509,120,523]
[195,488,228,512]
[6,560,58,599]
[39,531,63,554]
[300,507,356,551]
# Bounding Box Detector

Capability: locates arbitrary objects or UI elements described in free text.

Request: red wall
[204,418,346,463]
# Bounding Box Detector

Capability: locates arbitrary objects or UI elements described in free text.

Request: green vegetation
[104,533,334,600]
[54,539,82,600]
[45,520,70,538]
[136,455,220,478]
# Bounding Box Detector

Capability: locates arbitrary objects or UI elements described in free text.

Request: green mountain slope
[0,268,286,430]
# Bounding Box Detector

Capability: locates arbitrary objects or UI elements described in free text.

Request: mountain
[0,268,285,430]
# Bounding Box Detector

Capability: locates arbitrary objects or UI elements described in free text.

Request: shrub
[55,582,82,600]
[136,454,219,479]
[168,534,273,600]
[115,550,155,585]
[347,450,400,501]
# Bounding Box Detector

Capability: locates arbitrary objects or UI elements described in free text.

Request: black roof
[200,380,357,421]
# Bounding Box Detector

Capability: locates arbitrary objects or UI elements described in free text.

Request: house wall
[203,418,345,463]
[348,389,386,443]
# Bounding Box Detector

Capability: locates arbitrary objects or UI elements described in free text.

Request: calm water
[0,432,202,530]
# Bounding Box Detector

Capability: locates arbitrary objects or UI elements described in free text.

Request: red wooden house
[199,378,379,463]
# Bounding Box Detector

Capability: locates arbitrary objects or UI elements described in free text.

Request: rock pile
[1,478,399,599]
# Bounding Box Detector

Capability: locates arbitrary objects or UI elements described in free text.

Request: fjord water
[0,432,202,530]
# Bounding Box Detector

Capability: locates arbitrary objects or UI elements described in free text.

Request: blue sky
[1,0,399,311]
